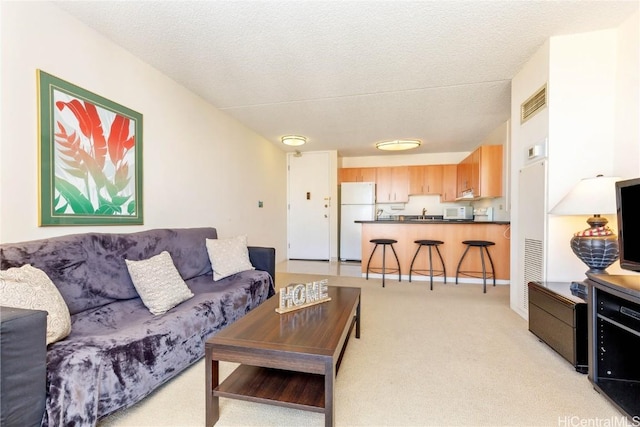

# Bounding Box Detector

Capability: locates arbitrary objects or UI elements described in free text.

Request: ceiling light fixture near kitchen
[281,135,307,146]
[376,139,421,151]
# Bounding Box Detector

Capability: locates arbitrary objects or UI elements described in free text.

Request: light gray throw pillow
[0,264,72,345]
[125,251,194,315]
[206,235,255,281]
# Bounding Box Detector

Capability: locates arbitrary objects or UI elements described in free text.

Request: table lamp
[550,175,621,274]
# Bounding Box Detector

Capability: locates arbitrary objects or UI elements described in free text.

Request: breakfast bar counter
[356,220,511,282]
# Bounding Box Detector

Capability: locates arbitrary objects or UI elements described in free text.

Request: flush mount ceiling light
[375,139,421,151]
[281,135,307,146]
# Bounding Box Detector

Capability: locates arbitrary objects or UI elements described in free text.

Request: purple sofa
[0,227,275,426]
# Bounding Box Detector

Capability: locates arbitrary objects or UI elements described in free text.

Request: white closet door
[287,152,331,260]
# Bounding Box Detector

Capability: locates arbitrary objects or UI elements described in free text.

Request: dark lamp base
[570,234,619,274]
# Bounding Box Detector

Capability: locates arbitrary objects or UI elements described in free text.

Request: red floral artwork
[53,91,137,216]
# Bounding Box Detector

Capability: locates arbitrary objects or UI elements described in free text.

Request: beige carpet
[99,273,622,427]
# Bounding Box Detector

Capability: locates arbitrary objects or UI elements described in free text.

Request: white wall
[547,28,620,280]
[547,29,618,207]
[0,2,288,258]
[614,11,640,177]
[510,40,551,318]
[340,152,468,167]
[510,12,640,317]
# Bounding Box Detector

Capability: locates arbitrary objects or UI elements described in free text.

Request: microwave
[443,206,473,220]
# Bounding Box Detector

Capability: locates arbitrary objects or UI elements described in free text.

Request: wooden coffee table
[205,286,361,427]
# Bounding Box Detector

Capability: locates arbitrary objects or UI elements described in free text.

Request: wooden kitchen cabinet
[457,149,479,197]
[376,166,409,203]
[338,167,377,183]
[456,145,502,198]
[408,165,443,195]
[440,164,457,202]
[477,145,502,198]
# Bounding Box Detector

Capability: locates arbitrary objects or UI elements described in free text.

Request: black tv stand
[585,273,640,418]
[527,281,588,373]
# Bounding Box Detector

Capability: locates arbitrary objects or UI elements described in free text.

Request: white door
[288,152,331,260]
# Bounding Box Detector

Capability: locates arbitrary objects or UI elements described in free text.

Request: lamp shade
[550,175,621,216]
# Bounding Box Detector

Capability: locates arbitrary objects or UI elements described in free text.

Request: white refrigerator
[340,182,376,261]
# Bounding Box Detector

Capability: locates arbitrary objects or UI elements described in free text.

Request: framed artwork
[37,70,143,226]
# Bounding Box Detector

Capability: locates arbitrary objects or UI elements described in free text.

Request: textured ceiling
[55,1,639,157]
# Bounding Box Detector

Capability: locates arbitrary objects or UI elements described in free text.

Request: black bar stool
[409,240,446,290]
[365,238,401,287]
[455,240,496,293]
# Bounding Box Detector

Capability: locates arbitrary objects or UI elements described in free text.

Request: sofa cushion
[0,264,71,345]
[206,235,255,281]
[125,251,194,315]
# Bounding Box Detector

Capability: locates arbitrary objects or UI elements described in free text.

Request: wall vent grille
[521,85,547,124]
[523,238,544,311]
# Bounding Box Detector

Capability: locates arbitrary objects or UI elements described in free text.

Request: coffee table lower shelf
[215,364,325,412]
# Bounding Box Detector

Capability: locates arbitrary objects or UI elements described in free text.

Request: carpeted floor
[98,273,623,426]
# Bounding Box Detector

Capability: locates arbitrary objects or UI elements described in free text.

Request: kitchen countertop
[356,219,510,225]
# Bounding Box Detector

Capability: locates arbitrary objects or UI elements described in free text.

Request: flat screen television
[616,177,640,273]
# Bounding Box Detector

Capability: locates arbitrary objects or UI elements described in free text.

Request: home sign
[276,279,331,314]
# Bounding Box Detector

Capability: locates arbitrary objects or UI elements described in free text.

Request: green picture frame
[37,70,143,226]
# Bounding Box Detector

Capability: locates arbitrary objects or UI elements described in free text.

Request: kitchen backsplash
[376,194,509,221]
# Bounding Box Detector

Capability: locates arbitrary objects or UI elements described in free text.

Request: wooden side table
[527,281,588,373]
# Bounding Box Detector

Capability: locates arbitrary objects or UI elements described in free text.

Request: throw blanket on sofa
[0,228,275,426]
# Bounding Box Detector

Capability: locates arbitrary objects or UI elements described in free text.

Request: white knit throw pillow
[125,251,194,315]
[0,264,72,345]
[205,235,255,281]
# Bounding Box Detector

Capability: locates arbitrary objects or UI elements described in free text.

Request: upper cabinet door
[338,167,377,183]
[477,145,503,198]
[456,153,473,197]
[409,165,443,195]
[423,165,443,195]
[390,166,409,202]
[376,166,409,203]
[339,168,359,183]
[456,145,503,198]
[375,167,392,202]
[441,164,457,202]
[408,166,425,195]
[359,167,377,183]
